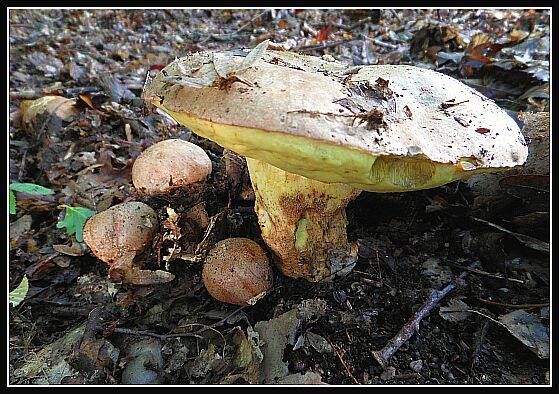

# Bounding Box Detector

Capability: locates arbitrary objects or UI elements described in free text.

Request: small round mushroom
[202,238,273,306]
[132,139,212,197]
[144,47,528,282]
[83,201,173,285]
[83,201,159,265]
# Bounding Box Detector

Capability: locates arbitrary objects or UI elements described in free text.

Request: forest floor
[9,9,550,385]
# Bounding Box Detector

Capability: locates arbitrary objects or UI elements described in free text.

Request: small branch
[372,265,475,369]
[10,90,43,99]
[112,327,204,340]
[200,10,271,44]
[368,37,399,50]
[233,10,270,36]
[110,307,244,342]
[312,16,372,31]
[470,320,489,373]
[330,341,360,384]
[349,17,373,30]
[24,252,61,278]
[360,278,383,287]
[449,263,525,284]
[477,298,549,309]
[298,38,356,52]
[471,216,549,254]
[205,306,246,330]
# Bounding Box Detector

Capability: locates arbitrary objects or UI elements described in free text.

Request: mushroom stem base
[246,158,361,282]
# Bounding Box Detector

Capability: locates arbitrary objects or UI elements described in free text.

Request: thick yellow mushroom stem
[246,158,361,282]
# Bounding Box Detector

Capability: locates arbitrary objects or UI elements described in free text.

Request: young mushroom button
[132,139,212,197]
[144,47,528,282]
[83,201,174,285]
[202,238,273,306]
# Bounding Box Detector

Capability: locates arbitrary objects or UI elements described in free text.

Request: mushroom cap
[202,238,273,306]
[83,202,159,265]
[132,139,212,196]
[144,50,528,192]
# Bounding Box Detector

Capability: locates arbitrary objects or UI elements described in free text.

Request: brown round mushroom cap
[132,139,212,196]
[83,202,159,265]
[202,238,273,306]
[144,50,528,192]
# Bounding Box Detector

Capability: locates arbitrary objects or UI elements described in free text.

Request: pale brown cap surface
[144,50,528,190]
[132,139,212,196]
[202,238,273,306]
[83,202,159,265]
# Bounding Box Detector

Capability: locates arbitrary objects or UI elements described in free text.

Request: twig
[477,298,549,309]
[330,341,360,384]
[360,278,383,287]
[464,309,503,326]
[312,22,351,30]
[177,323,227,357]
[204,306,246,331]
[375,249,383,284]
[9,90,43,99]
[312,16,372,31]
[232,10,270,36]
[372,284,457,368]
[349,16,373,30]
[112,327,204,340]
[24,252,61,278]
[200,10,271,44]
[371,265,475,369]
[470,320,489,373]
[111,307,244,342]
[449,263,525,284]
[298,38,357,52]
[471,216,549,254]
[369,37,399,50]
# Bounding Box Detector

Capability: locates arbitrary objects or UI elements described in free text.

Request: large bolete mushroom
[143,46,528,282]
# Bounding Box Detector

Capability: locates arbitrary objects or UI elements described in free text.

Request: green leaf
[9,276,29,307]
[56,205,96,242]
[9,182,54,195]
[9,190,16,215]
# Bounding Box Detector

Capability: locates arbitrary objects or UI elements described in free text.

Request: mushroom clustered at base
[83,201,174,285]
[132,138,212,198]
[202,238,273,306]
[143,44,528,283]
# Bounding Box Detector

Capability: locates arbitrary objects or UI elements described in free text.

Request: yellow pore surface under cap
[160,105,492,192]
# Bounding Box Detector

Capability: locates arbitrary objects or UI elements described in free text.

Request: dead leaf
[12,323,86,384]
[190,343,222,379]
[162,207,183,241]
[231,326,263,384]
[305,331,333,353]
[499,309,549,359]
[78,94,96,110]
[9,214,33,249]
[472,217,549,253]
[254,308,299,383]
[19,96,79,132]
[121,338,164,384]
[421,258,454,288]
[276,372,325,384]
[34,360,78,384]
[53,240,89,256]
[439,298,472,322]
